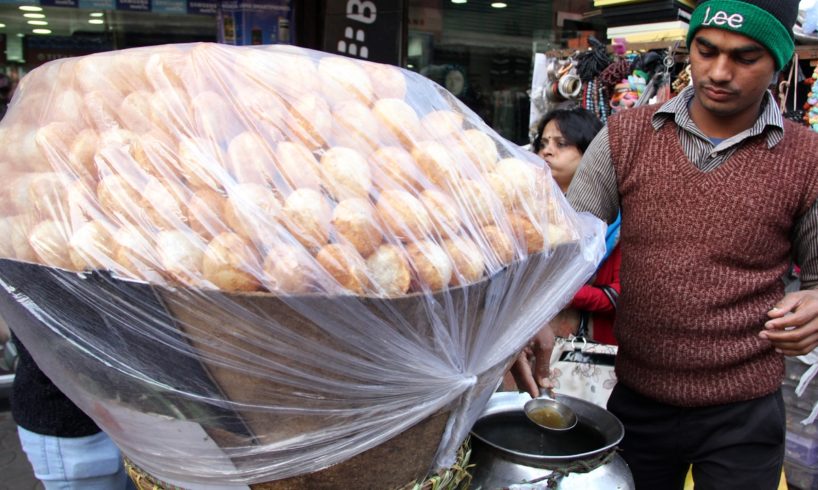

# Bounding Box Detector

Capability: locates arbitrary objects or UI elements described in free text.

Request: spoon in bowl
[523,388,578,432]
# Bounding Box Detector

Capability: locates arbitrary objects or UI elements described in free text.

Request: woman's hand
[509,308,581,397]
[510,325,555,398]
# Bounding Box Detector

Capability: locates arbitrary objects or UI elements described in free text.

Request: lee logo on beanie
[686,0,797,70]
[702,6,744,28]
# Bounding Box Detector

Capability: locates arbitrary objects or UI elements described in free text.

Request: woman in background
[511,107,617,394]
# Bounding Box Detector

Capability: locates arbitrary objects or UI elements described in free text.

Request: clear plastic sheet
[0,43,604,487]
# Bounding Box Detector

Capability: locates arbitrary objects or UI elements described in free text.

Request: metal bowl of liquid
[469,391,633,489]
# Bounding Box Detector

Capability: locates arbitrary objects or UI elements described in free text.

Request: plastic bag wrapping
[795,351,818,425]
[0,43,605,487]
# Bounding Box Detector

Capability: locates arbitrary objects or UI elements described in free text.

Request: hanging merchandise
[545,58,582,104]
[779,53,809,127]
[575,38,612,124]
[804,64,818,132]
[672,64,691,95]
[534,39,690,129]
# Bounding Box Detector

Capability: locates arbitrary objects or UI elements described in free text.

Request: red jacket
[569,244,620,345]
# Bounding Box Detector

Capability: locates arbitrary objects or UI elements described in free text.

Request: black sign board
[322,0,404,65]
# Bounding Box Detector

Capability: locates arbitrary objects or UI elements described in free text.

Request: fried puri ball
[457,178,501,226]
[223,183,281,244]
[69,220,114,271]
[113,224,162,282]
[546,223,574,248]
[141,177,187,230]
[411,141,460,189]
[227,131,276,186]
[320,146,372,201]
[368,63,407,100]
[375,189,431,242]
[442,236,485,286]
[372,98,422,148]
[330,100,380,155]
[282,188,331,251]
[331,198,382,257]
[202,232,261,292]
[507,213,545,254]
[192,91,243,143]
[318,56,374,107]
[274,141,321,192]
[421,110,463,139]
[368,146,423,192]
[68,129,101,182]
[287,93,332,149]
[131,131,177,179]
[456,129,499,171]
[10,214,37,262]
[8,174,37,214]
[50,89,85,125]
[419,189,461,236]
[315,243,369,295]
[481,224,515,265]
[262,244,316,294]
[0,217,17,259]
[406,240,452,292]
[28,172,69,218]
[366,244,411,297]
[156,230,206,287]
[119,90,155,134]
[486,171,516,211]
[29,220,73,270]
[35,122,77,161]
[495,157,537,209]
[97,174,143,221]
[177,136,225,192]
[186,188,228,241]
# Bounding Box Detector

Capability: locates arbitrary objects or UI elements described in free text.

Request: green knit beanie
[686,0,796,70]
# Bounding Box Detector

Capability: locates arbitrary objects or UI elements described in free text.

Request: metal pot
[469,391,634,489]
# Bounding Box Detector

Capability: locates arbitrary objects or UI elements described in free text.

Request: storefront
[0,0,607,144]
[0,0,296,101]
[317,0,603,145]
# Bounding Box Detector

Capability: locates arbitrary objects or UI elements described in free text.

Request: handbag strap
[598,285,619,309]
[577,310,591,339]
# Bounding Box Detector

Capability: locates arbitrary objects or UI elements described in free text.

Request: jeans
[17,426,135,490]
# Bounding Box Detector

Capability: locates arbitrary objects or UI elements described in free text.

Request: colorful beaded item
[581,77,609,124]
[804,65,818,133]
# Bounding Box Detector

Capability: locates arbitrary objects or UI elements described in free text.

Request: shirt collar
[651,85,784,149]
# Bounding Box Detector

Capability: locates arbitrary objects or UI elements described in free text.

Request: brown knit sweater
[608,106,818,407]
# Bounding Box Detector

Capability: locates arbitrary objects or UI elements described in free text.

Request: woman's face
[538,120,583,193]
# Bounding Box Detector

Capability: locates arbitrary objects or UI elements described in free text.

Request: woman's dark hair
[531,107,603,155]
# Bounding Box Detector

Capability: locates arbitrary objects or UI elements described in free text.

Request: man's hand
[510,324,555,398]
[760,289,818,356]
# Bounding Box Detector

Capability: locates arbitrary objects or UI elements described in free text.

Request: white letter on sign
[347,0,377,24]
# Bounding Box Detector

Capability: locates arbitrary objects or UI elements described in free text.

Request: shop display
[805,64,818,132]
[0,43,604,488]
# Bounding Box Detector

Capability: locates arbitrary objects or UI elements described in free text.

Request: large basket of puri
[0,43,604,488]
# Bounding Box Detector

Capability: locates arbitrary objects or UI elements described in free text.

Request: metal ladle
[523,388,578,432]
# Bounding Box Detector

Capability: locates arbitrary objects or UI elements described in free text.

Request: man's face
[689,27,776,120]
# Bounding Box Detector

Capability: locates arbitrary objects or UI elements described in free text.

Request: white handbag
[547,318,618,408]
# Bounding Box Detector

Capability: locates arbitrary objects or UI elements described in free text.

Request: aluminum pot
[469,391,634,489]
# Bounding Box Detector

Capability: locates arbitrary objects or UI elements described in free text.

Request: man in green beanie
[513,0,818,487]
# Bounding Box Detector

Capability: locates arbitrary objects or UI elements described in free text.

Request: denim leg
[17,426,134,489]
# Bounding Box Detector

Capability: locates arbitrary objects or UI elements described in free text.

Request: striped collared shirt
[567,86,818,289]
